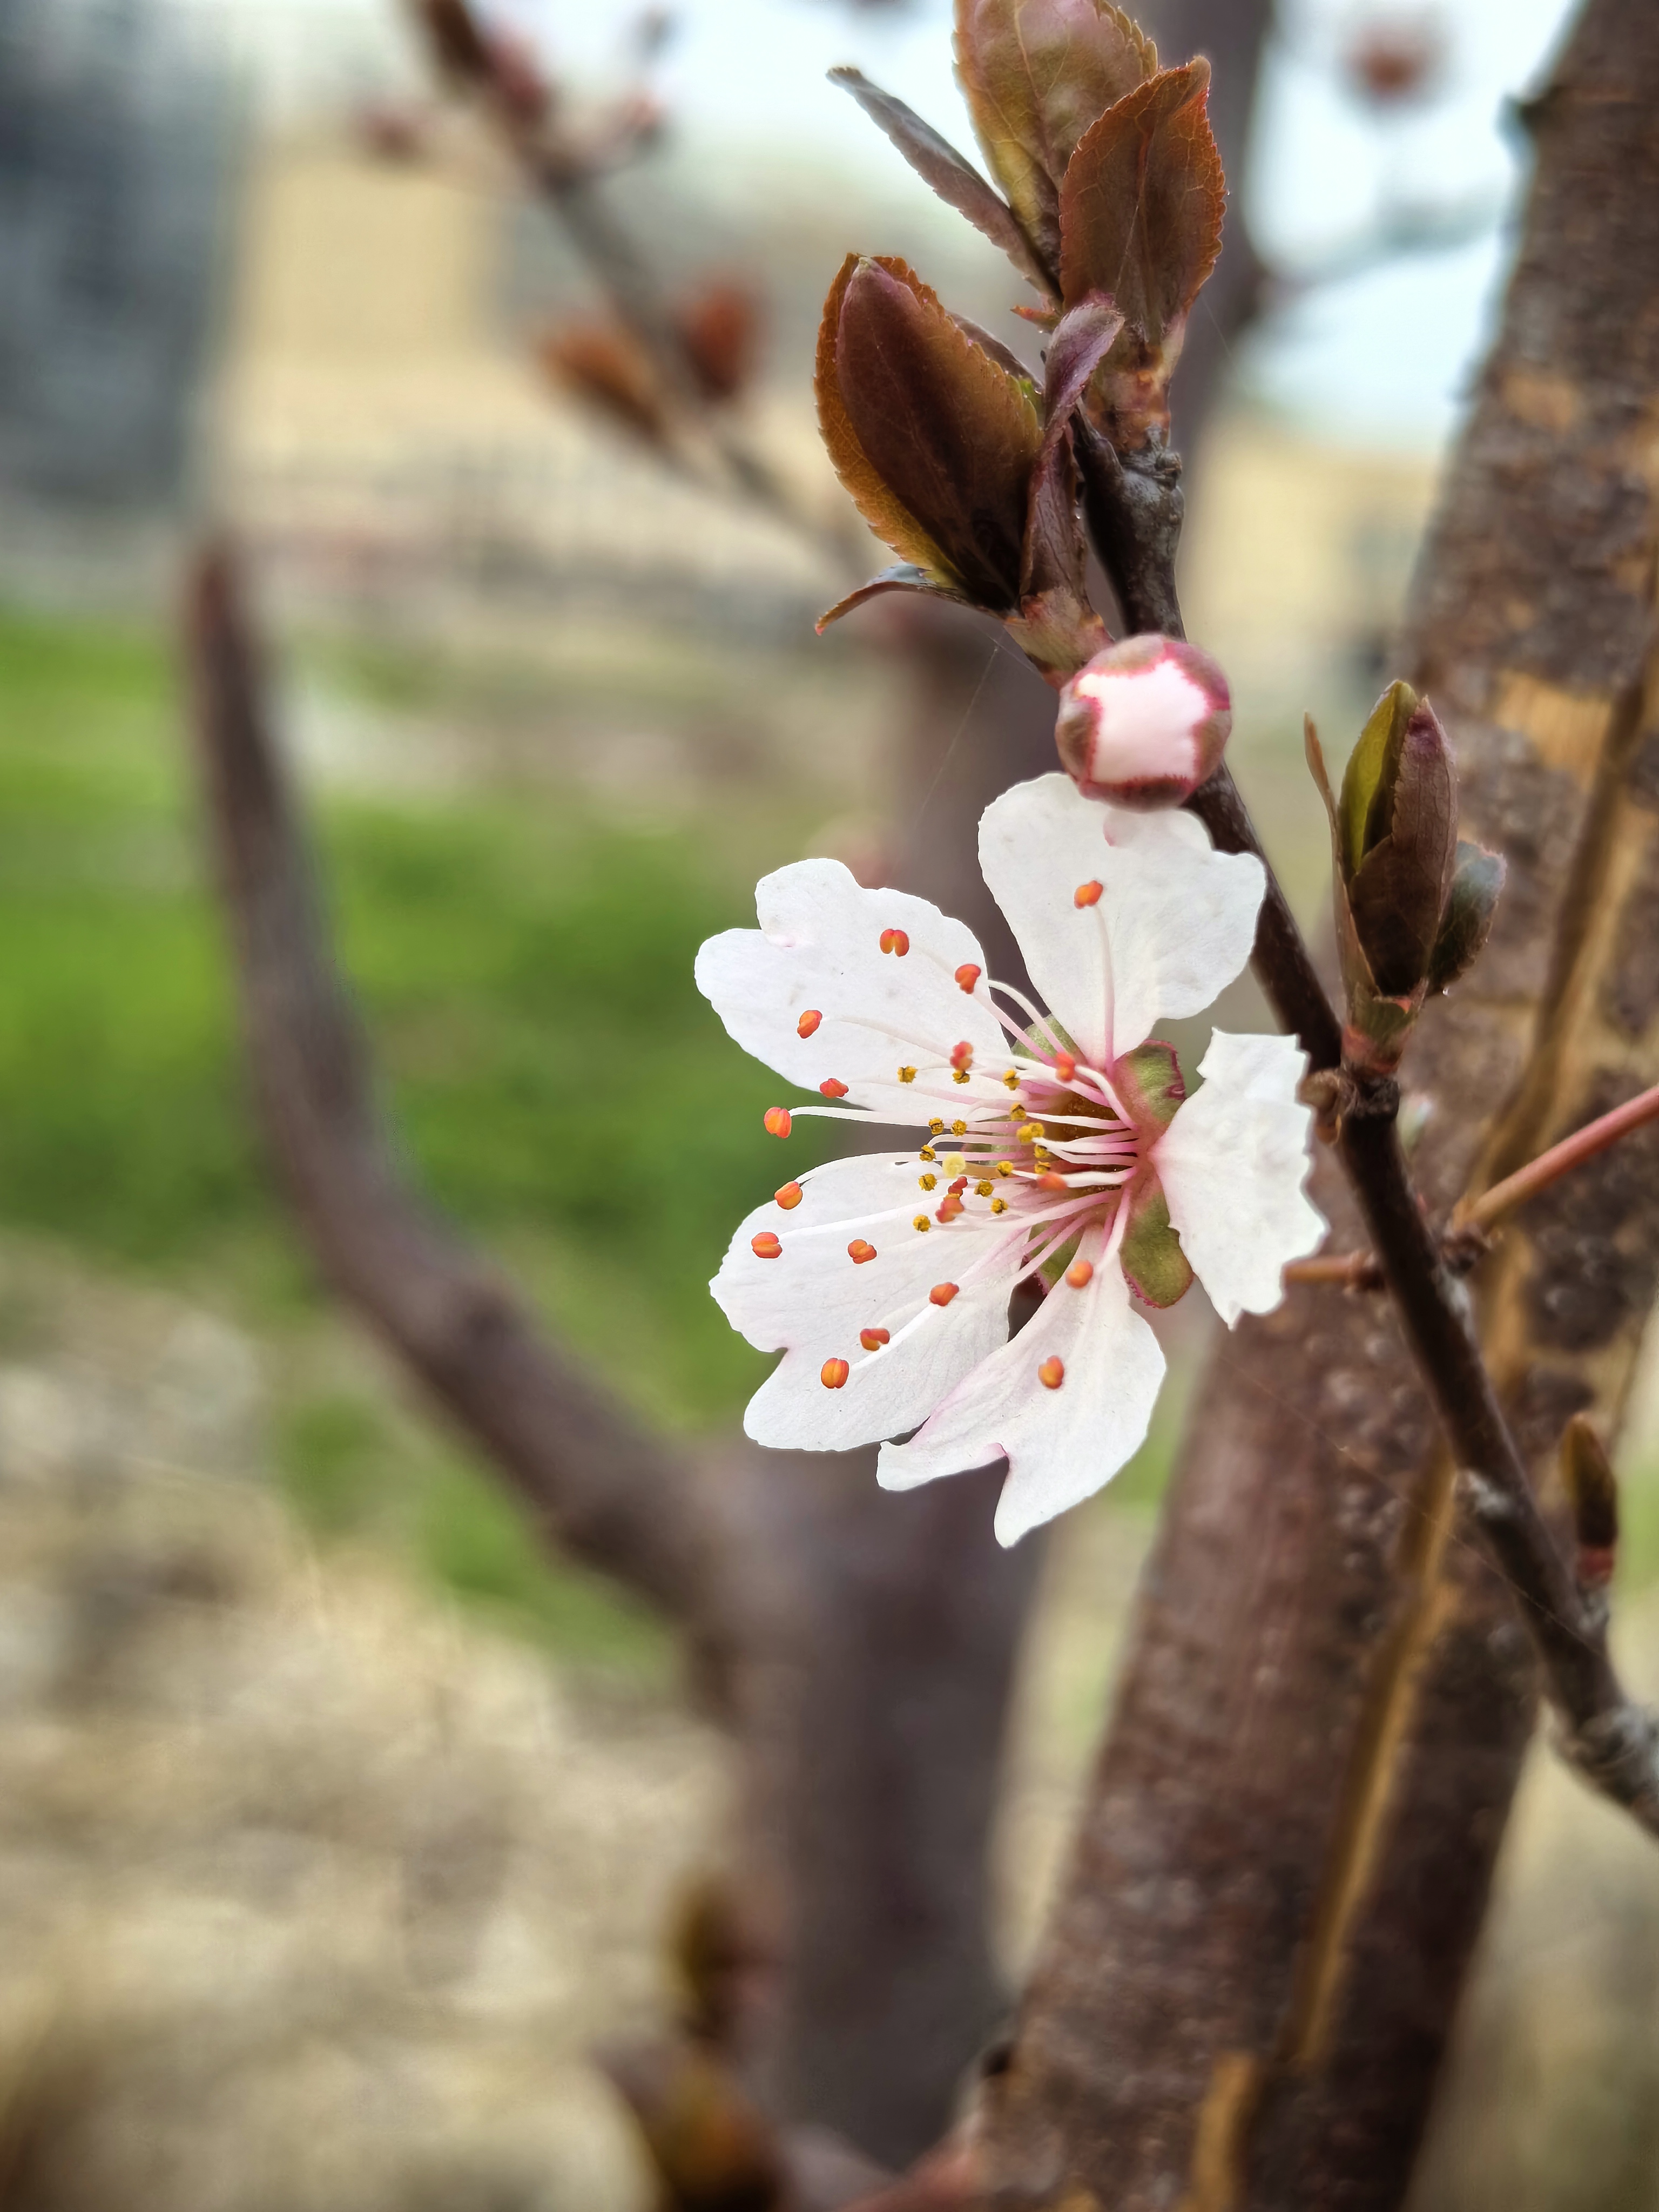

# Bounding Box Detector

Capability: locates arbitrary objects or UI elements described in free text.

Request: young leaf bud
[1343,687,1459,999]
[1054,634,1230,807]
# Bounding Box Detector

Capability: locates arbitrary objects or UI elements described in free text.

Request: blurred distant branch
[183,538,709,1623]
[406,0,862,574]
[184,535,1038,2169]
[1266,188,1506,299]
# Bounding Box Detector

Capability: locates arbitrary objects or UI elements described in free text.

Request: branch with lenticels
[1083,448,1659,1834]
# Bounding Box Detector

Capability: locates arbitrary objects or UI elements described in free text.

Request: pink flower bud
[1054,635,1232,810]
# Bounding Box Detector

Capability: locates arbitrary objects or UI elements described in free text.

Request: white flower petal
[694,860,1007,1123]
[977,773,1265,1064]
[877,1239,1165,1546]
[1154,1029,1326,1327]
[714,1151,1019,1452]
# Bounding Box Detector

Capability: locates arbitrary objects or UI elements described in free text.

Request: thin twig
[1459,1078,1659,1233]
[1282,1078,1659,1287]
[1282,1250,1384,1289]
[1081,460,1659,1837]
[436,10,861,574]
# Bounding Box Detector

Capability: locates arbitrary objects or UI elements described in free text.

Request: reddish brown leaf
[817,564,975,633]
[538,321,669,446]
[1058,61,1225,338]
[674,280,763,403]
[816,256,958,586]
[953,0,1156,271]
[950,314,1040,386]
[819,255,1043,609]
[831,66,1058,299]
[1035,292,1124,481]
[1009,428,1105,678]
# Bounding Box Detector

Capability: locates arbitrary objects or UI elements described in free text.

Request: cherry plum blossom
[694,774,1324,1546]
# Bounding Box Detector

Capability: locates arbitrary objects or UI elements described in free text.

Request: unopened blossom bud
[1054,635,1231,809]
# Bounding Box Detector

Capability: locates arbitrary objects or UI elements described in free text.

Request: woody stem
[1081,469,1659,1836]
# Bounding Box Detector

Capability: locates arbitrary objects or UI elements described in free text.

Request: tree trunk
[979,3,1659,2204]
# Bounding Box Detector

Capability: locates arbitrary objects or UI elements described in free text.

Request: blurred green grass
[0,603,849,1669]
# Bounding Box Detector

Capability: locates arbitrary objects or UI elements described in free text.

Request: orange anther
[821,1357,851,1390]
[1054,1052,1076,1082]
[1065,1259,1094,1289]
[1038,1355,1065,1390]
[751,1231,783,1259]
[820,1077,849,1098]
[1074,879,1103,908]
[950,1040,974,1070]
[948,1176,969,1196]
[797,1008,822,1038]
[935,1195,965,1222]
[954,963,981,993]
[775,1182,804,1210]
[1038,1171,1068,1191]
[860,1327,891,1351]
[879,927,911,956]
[764,1107,792,1138]
[929,1282,960,1306]
[848,1239,878,1264]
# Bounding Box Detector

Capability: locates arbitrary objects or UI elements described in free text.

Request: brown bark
[980,3,1659,2205]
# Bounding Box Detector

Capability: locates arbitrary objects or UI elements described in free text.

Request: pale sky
[181,0,1580,444]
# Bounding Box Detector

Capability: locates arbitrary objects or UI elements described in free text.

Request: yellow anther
[1003,1070,1020,1090]
[1016,1122,1043,1143]
[976,1181,994,1198]
[929,1118,946,1135]
[943,1154,966,1176]
[919,1174,938,1191]
[951,1120,968,1137]
[899,1066,917,1083]
[991,1197,1008,1213]
[919,1145,936,1162]
[913,1215,930,1232]
[951,1069,969,1084]
[996,1160,1014,1177]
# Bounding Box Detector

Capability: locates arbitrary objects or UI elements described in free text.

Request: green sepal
[1114,1039,1185,1134]
[1120,1174,1193,1309]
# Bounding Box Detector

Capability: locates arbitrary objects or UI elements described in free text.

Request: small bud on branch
[1055,633,1230,806]
[1305,689,1505,1075]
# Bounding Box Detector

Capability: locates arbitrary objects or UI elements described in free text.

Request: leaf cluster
[815,1,1228,674]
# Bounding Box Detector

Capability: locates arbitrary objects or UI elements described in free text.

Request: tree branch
[181,538,710,1622]
[1084,472,1659,1833]
[422,4,860,574]
[1284,1078,1659,1286]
